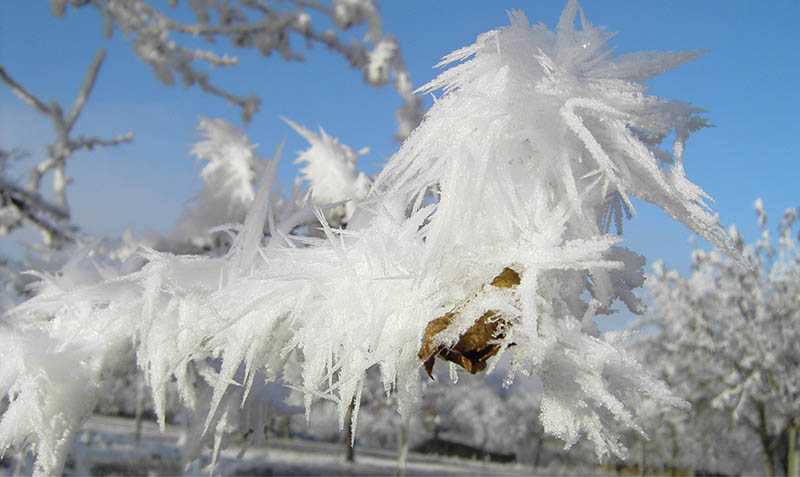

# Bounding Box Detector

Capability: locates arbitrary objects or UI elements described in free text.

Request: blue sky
[1,1,798,327]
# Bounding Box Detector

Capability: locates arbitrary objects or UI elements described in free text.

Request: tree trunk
[640,439,647,476]
[756,401,775,477]
[397,420,408,476]
[761,441,776,477]
[134,372,145,442]
[343,399,355,463]
[788,422,798,477]
[532,435,543,468]
[669,422,680,476]
[281,416,291,439]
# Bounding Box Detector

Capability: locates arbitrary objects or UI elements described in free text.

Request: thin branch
[0,178,74,246]
[49,101,69,140]
[65,49,106,131]
[0,178,69,220]
[70,132,134,152]
[0,66,51,115]
[13,203,74,245]
[28,157,57,193]
[1,47,132,246]
[77,0,423,135]
[195,74,261,123]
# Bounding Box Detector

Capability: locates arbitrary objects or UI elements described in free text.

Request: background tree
[640,199,800,476]
[622,335,757,475]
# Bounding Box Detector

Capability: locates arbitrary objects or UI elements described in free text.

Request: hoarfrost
[0,1,742,474]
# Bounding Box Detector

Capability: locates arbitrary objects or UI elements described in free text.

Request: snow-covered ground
[26,415,582,476]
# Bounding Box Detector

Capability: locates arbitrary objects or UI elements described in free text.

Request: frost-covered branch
[0,177,70,239]
[54,0,424,136]
[1,2,746,474]
[0,50,132,246]
[0,67,51,115]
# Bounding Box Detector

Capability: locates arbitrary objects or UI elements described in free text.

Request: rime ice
[0,1,742,474]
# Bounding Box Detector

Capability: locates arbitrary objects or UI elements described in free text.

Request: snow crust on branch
[1,2,741,473]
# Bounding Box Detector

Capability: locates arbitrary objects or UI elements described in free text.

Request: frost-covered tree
[621,337,756,475]
[0,1,746,475]
[642,200,800,476]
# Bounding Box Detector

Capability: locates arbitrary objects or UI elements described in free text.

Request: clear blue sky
[1,1,798,327]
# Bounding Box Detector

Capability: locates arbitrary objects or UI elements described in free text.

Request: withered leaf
[418,267,520,379]
[490,267,521,288]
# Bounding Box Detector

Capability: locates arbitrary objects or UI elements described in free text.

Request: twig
[72,0,423,136]
[0,178,69,220]
[66,49,106,130]
[0,66,51,115]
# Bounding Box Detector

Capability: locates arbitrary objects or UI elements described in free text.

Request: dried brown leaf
[418,267,520,379]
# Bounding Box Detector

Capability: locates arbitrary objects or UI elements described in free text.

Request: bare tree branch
[0,48,132,246]
[66,49,106,130]
[0,178,75,244]
[60,0,423,137]
[0,66,51,115]
[72,132,135,151]
[0,178,69,220]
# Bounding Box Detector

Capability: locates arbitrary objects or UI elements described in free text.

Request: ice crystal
[0,2,741,473]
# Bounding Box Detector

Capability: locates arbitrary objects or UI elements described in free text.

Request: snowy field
[4,415,586,476]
